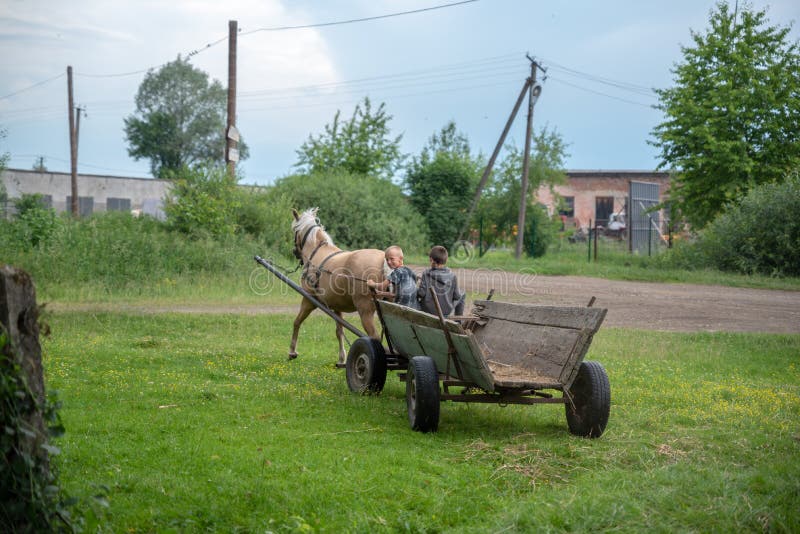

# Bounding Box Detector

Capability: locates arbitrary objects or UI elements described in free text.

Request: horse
[288,207,385,363]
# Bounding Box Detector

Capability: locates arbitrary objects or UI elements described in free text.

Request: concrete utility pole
[67,66,78,217]
[225,20,239,179]
[515,58,539,259]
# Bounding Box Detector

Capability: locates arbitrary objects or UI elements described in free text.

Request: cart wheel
[565,360,610,438]
[346,337,387,394]
[406,356,440,433]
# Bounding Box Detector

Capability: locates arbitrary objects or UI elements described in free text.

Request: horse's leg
[334,311,347,365]
[289,297,315,360]
[356,305,379,341]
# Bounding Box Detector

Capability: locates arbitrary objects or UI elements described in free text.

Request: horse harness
[294,224,347,291]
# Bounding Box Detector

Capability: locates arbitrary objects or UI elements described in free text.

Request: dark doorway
[595,196,613,225]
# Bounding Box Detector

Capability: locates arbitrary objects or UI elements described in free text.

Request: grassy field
[44,311,800,532]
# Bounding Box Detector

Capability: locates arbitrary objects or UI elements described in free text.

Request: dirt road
[452,268,800,334]
[51,269,800,334]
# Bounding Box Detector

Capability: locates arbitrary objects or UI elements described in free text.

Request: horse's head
[291,207,334,264]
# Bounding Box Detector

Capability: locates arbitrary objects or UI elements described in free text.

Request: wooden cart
[346,298,610,437]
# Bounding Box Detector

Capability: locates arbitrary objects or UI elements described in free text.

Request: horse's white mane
[292,207,334,247]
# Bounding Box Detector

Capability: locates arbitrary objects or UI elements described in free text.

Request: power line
[240,0,478,35]
[0,72,65,101]
[73,1,478,79]
[548,77,653,108]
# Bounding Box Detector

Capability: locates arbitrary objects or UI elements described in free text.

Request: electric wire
[73,0,479,77]
[0,72,65,101]
[240,0,478,35]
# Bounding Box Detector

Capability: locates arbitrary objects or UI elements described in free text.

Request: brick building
[536,170,672,230]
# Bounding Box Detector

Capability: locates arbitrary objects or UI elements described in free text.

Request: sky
[1,0,798,186]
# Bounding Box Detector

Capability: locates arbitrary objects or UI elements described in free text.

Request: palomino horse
[289,208,384,363]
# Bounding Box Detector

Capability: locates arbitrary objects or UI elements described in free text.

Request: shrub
[271,171,429,252]
[163,165,239,237]
[524,205,559,258]
[232,186,295,258]
[697,171,800,276]
[10,194,61,250]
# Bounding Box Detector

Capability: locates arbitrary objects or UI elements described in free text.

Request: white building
[1,168,171,218]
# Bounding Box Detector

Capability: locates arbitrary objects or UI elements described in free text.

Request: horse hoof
[288,352,298,360]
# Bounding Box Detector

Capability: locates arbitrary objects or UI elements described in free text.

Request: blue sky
[1,0,798,185]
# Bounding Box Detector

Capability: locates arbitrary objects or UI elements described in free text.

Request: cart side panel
[381,311,426,357]
[473,320,584,381]
[472,300,607,331]
[560,328,604,387]
[408,324,495,392]
[470,300,608,389]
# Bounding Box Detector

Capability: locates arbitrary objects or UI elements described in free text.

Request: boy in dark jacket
[417,245,465,317]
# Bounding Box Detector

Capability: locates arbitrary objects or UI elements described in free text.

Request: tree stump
[0,265,49,472]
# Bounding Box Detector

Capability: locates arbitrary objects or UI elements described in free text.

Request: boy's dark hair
[429,245,448,265]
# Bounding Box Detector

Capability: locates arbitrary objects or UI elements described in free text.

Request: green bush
[1,211,286,290]
[524,205,559,258]
[232,187,295,258]
[271,171,429,252]
[11,194,61,250]
[696,172,800,276]
[163,165,238,237]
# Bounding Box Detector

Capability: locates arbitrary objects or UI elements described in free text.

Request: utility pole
[225,20,239,179]
[515,57,540,259]
[455,75,532,247]
[67,66,78,217]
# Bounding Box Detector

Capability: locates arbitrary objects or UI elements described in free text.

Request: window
[106,197,131,212]
[559,196,574,217]
[66,196,94,216]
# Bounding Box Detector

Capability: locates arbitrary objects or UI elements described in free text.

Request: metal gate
[628,181,662,255]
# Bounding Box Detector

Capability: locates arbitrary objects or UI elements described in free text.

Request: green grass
[44,312,800,532]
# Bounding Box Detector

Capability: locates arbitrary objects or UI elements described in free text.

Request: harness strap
[304,249,347,290]
[299,224,319,250]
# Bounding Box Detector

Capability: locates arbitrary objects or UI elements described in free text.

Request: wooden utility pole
[515,58,539,259]
[455,76,532,247]
[67,66,78,217]
[225,20,239,179]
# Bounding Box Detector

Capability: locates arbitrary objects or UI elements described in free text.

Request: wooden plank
[381,312,425,357]
[410,324,495,392]
[379,300,466,334]
[560,330,602,387]
[472,300,607,331]
[472,320,582,380]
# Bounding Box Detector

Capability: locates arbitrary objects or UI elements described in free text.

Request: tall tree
[124,57,248,178]
[295,97,404,179]
[651,2,800,228]
[405,121,483,247]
